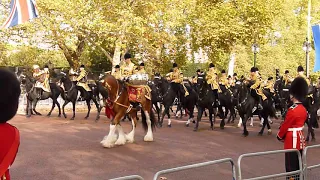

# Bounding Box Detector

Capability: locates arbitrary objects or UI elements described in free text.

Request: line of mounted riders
[17,59,319,141]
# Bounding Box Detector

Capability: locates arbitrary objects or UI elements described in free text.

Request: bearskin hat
[169,68,173,72]
[196,69,201,73]
[228,75,231,78]
[221,69,226,73]
[289,77,308,101]
[250,67,256,72]
[285,70,289,74]
[209,63,215,68]
[297,66,304,72]
[44,65,49,68]
[268,77,273,80]
[233,73,237,76]
[173,63,178,68]
[115,65,120,69]
[80,65,85,68]
[140,62,145,66]
[124,53,131,60]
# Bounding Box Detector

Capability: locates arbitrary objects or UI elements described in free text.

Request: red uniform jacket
[277,103,306,150]
[0,123,20,180]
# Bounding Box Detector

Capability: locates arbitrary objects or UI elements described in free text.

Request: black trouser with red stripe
[285,150,302,180]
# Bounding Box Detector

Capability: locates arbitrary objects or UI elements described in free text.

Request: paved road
[9,111,320,180]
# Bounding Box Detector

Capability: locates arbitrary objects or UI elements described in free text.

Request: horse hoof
[186,124,189,127]
[70,118,75,120]
[63,114,67,119]
[168,124,172,128]
[242,132,249,137]
[36,113,42,116]
[220,126,225,130]
[46,114,51,117]
[84,117,88,120]
[258,132,263,136]
[26,115,31,118]
[193,128,198,132]
[210,126,214,130]
[58,114,61,117]
[270,121,274,124]
[192,120,195,124]
[268,130,272,135]
[306,137,310,142]
[312,138,316,142]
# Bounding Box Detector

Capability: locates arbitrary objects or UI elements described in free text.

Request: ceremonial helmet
[80,64,85,68]
[115,65,120,69]
[268,77,273,81]
[169,68,173,72]
[44,65,49,69]
[209,63,215,68]
[196,69,201,73]
[289,77,308,101]
[297,66,304,72]
[285,70,289,74]
[124,53,132,60]
[250,67,256,72]
[33,65,40,70]
[221,69,226,74]
[255,67,259,72]
[173,63,178,68]
[140,62,145,67]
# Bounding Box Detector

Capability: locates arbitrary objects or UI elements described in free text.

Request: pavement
[9,110,320,180]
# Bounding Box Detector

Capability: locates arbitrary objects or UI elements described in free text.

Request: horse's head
[196,74,206,88]
[153,73,163,87]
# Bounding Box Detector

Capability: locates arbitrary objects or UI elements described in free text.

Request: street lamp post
[252,43,260,67]
[303,38,311,77]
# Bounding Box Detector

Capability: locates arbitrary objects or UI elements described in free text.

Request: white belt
[288,127,303,148]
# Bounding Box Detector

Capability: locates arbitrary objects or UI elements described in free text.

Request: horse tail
[141,108,157,132]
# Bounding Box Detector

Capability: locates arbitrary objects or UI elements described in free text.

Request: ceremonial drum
[128,74,149,85]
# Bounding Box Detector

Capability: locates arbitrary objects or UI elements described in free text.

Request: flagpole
[306,0,311,77]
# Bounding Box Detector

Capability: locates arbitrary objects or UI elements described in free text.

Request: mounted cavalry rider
[76,65,91,101]
[206,63,219,106]
[283,70,293,86]
[112,65,122,80]
[69,67,78,82]
[296,65,310,86]
[219,69,229,92]
[264,77,275,94]
[192,69,201,84]
[120,53,136,80]
[249,67,266,110]
[33,65,51,99]
[168,63,189,102]
[137,62,146,74]
[277,77,308,176]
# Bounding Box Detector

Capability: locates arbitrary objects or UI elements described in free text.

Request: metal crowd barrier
[303,144,320,180]
[109,175,144,180]
[153,158,236,180]
[237,149,303,180]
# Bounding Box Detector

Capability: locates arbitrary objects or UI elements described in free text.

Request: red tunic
[0,123,20,180]
[277,103,307,150]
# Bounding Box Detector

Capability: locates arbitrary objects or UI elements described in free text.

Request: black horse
[236,80,276,136]
[19,73,62,118]
[148,80,163,122]
[218,84,237,128]
[153,75,196,127]
[194,74,216,131]
[58,72,100,120]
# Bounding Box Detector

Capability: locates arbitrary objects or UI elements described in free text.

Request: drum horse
[100,73,156,148]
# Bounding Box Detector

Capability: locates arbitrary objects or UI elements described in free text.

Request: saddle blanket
[127,85,151,103]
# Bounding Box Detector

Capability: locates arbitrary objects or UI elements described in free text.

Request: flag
[312,24,320,72]
[228,53,236,76]
[1,0,39,29]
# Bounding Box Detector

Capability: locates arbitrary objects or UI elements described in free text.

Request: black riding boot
[131,102,141,111]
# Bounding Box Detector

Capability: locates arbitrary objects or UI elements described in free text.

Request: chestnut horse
[100,74,156,148]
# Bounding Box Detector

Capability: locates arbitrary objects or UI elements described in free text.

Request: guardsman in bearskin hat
[296,65,310,86]
[168,63,189,99]
[249,67,266,110]
[137,62,146,74]
[0,69,21,180]
[283,70,293,86]
[264,77,275,94]
[111,65,121,80]
[277,77,308,177]
[76,65,91,100]
[206,63,219,106]
[33,64,51,99]
[120,53,136,79]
